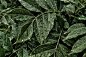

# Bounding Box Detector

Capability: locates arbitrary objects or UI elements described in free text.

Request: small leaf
[64,23,85,34]
[65,4,75,14]
[0,47,5,57]
[35,0,50,10]
[19,0,41,12]
[32,44,56,54]
[78,15,86,20]
[7,8,33,16]
[17,48,28,57]
[45,0,57,11]
[3,37,13,52]
[29,49,55,57]
[82,53,86,57]
[69,36,86,55]
[34,13,56,44]
[63,27,86,41]
[2,16,8,25]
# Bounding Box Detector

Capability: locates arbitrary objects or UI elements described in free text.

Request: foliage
[0,0,86,57]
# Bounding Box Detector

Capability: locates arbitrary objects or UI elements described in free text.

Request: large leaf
[68,36,86,55]
[63,27,86,41]
[45,0,57,11]
[64,23,85,34]
[19,0,41,12]
[56,44,77,57]
[29,48,55,57]
[7,8,33,16]
[32,44,56,54]
[0,47,5,57]
[17,48,28,57]
[34,13,56,44]
[15,19,33,44]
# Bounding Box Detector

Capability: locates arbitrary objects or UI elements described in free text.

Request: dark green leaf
[0,47,5,57]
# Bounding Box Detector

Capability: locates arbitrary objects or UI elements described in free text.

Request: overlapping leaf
[63,27,86,41]
[68,36,86,55]
[7,8,33,16]
[35,0,50,10]
[17,48,28,57]
[0,47,5,57]
[56,44,77,57]
[15,22,33,44]
[19,0,41,12]
[64,23,85,34]
[34,13,56,44]
[29,44,55,57]
[45,0,57,11]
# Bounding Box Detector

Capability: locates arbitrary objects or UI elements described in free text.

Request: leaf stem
[55,28,63,51]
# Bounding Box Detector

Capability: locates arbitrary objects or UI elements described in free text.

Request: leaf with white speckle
[63,27,86,41]
[64,23,85,34]
[19,0,41,12]
[68,36,86,55]
[34,13,56,44]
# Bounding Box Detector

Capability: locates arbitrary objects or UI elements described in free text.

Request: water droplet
[63,48,64,50]
[22,40,23,41]
[19,0,21,1]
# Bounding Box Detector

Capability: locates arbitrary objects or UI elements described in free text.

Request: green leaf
[63,27,86,41]
[0,31,5,45]
[56,44,76,57]
[10,19,17,39]
[0,47,5,57]
[19,0,41,12]
[68,36,86,55]
[83,53,86,57]
[15,21,33,44]
[35,0,50,10]
[57,14,65,28]
[29,49,55,57]
[78,15,86,20]
[7,8,33,16]
[1,0,7,8]
[32,44,56,54]
[64,21,69,29]
[45,0,57,11]
[17,48,28,57]
[64,23,85,34]
[2,16,8,25]
[3,37,13,52]
[34,13,56,44]
[65,4,75,14]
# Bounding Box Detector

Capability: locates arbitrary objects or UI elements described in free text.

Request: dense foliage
[0,0,86,57]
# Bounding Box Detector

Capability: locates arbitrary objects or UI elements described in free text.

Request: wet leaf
[19,0,41,12]
[64,23,85,34]
[69,36,86,55]
[34,13,56,44]
[63,27,86,41]
[17,48,28,57]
